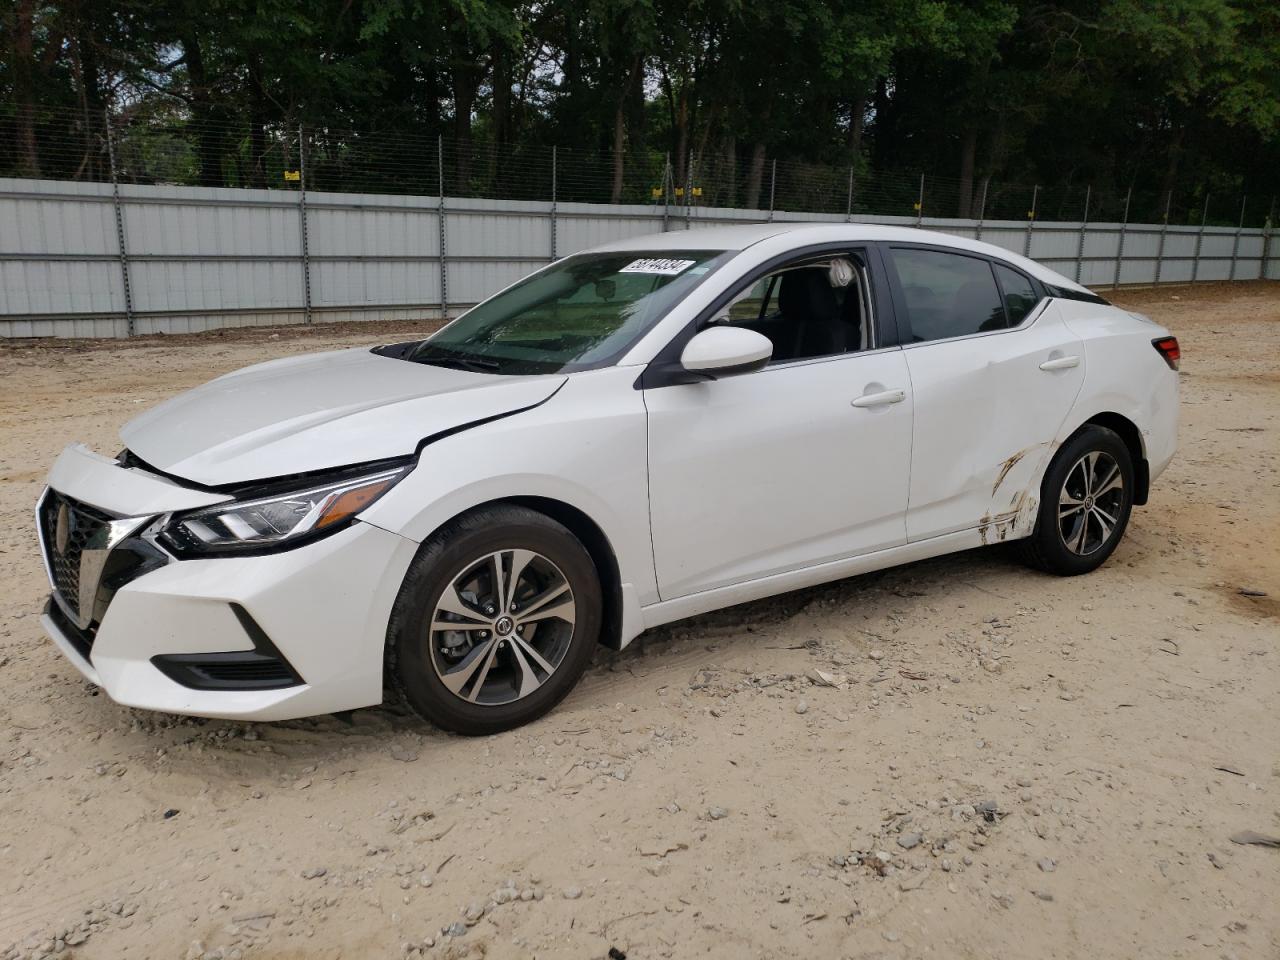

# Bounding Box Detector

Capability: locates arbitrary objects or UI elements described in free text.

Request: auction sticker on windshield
[619,258,697,275]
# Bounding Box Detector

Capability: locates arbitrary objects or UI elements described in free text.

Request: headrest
[779,269,839,318]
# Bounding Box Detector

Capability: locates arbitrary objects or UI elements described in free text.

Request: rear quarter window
[994,264,1041,326]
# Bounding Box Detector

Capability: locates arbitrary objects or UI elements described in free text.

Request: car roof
[587,222,1091,295]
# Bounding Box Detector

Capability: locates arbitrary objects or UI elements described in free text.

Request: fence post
[1023,185,1039,257]
[1112,187,1131,289]
[104,113,135,336]
[1074,185,1091,283]
[1263,196,1277,281]
[915,174,924,226]
[661,153,671,232]
[437,135,448,320]
[1228,195,1246,281]
[297,125,313,325]
[549,146,558,261]
[767,158,777,222]
[1154,191,1171,284]
[1191,193,1209,283]
[974,177,989,242]
[845,166,854,223]
[685,148,693,229]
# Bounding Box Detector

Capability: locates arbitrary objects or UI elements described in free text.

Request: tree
[0,0,1275,212]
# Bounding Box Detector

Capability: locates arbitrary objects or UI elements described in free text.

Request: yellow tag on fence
[674,187,684,198]
[692,186,703,197]
[284,170,301,182]
[651,187,662,199]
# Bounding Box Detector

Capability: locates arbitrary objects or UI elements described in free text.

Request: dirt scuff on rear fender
[979,488,1040,544]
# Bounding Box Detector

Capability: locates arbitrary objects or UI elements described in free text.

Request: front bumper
[36,444,418,721]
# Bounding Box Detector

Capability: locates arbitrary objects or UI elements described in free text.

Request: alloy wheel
[1057,451,1125,556]
[428,549,576,705]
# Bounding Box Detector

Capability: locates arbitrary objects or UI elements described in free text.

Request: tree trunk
[488,44,511,194]
[673,87,689,189]
[1160,122,1185,202]
[248,58,269,189]
[491,47,511,146]
[872,75,892,167]
[610,99,626,204]
[451,64,481,193]
[745,141,767,210]
[610,56,643,204]
[723,135,737,207]
[957,127,978,218]
[847,92,867,158]
[693,103,718,185]
[12,0,40,177]
[182,32,223,187]
[68,30,92,179]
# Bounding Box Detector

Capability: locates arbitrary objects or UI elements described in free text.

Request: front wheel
[1017,425,1134,575]
[387,505,602,735]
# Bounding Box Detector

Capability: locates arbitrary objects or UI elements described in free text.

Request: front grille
[38,492,114,623]
[37,489,165,646]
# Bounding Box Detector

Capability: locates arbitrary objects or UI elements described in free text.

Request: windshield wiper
[413,350,501,372]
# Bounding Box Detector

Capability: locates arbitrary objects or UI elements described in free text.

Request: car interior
[717,254,873,364]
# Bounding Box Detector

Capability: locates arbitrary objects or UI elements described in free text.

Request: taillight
[1152,337,1180,370]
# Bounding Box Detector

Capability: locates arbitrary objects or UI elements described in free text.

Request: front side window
[408,250,733,374]
[890,248,1006,343]
[718,252,874,363]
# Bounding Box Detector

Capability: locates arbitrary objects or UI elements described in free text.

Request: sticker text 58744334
[619,258,697,276]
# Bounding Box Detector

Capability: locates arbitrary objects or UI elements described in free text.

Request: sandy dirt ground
[1,282,1277,960]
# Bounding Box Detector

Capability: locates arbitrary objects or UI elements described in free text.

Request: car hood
[120,348,566,486]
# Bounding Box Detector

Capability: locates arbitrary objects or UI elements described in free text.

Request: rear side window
[890,248,1006,343]
[994,264,1040,326]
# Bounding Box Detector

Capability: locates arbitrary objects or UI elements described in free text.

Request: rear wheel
[388,505,602,734]
[1017,425,1134,575]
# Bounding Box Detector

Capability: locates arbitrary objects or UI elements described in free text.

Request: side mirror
[680,326,773,378]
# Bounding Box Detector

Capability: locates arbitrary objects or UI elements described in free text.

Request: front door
[644,250,913,600]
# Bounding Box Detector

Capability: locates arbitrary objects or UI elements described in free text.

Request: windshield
[407,250,734,374]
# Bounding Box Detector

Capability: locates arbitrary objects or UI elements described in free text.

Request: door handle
[851,388,906,408]
[1039,355,1080,371]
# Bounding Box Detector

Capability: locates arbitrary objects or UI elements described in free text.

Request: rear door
[882,246,1086,541]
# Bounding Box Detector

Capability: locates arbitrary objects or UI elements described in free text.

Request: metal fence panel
[1,178,1276,338]
[557,202,664,254]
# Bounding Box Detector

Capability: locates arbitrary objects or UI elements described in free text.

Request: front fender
[356,367,658,617]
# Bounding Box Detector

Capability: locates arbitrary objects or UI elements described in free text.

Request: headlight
[160,462,410,556]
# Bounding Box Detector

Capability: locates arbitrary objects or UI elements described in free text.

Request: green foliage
[1,0,1276,212]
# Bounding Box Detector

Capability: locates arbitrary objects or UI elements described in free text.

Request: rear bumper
[1145,369,1179,486]
[36,444,418,721]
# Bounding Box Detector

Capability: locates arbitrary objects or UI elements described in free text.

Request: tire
[1016,425,1134,576]
[387,505,602,735]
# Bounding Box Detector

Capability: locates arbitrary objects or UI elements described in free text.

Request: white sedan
[36,224,1179,733]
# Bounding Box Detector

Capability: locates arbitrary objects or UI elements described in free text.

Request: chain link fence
[6,106,1275,227]
[1,107,1276,338]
